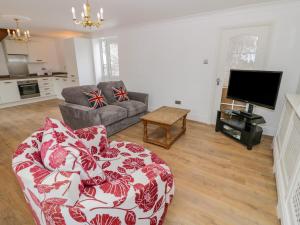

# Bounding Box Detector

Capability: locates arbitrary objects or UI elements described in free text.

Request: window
[100,38,120,81]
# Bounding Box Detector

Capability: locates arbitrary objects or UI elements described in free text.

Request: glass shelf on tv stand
[223,109,266,125]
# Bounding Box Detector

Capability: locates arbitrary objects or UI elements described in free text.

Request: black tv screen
[227,70,282,109]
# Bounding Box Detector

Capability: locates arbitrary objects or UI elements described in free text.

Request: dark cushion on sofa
[113,100,147,117]
[62,85,98,107]
[98,105,127,126]
[97,81,127,104]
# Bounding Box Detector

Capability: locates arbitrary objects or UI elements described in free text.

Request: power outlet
[175,100,182,105]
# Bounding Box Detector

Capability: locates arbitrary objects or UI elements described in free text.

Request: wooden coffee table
[141,106,190,149]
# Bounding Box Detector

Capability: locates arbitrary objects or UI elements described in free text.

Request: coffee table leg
[143,121,148,142]
[165,126,171,149]
[183,115,187,133]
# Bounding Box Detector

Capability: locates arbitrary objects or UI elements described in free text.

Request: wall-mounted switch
[175,100,182,105]
[203,59,209,64]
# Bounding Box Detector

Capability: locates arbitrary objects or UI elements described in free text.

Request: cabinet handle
[42,78,48,81]
[44,88,50,90]
[71,75,75,77]
[4,81,12,84]
[43,83,49,85]
[72,80,76,82]
[45,93,51,95]
[55,78,59,80]
[63,79,67,81]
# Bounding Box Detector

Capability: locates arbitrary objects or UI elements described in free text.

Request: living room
[1,0,300,224]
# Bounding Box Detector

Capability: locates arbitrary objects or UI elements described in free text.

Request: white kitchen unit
[53,77,68,99]
[27,40,47,63]
[274,94,300,225]
[0,43,9,75]
[0,80,21,104]
[63,38,95,85]
[38,77,55,97]
[53,76,79,99]
[3,39,28,55]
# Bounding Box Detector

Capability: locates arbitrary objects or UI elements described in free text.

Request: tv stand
[215,110,266,150]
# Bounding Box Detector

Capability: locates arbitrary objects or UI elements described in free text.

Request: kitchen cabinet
[27,40,47,63]
[0,43,9,75]
[38,77,55,97]
[3,39,28,55]
[53,77,74,99]
[0,80,21,104]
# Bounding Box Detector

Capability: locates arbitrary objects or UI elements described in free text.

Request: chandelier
[71,0,104,28]
[7,18,31,42]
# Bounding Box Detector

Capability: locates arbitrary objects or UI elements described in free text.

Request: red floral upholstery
[41,118,106,186]
[12,124,174,225]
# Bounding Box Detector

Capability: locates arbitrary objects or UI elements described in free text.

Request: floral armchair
[12,120,174,225]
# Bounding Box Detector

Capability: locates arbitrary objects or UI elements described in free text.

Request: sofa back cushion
[97,80,127,104]
[41,118,106,186]
[62,85,98,107]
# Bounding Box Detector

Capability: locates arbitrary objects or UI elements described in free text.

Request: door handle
[216,78,221,86]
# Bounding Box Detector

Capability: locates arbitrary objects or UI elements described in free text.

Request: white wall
[73,38,96,85]
[93,1,300,135]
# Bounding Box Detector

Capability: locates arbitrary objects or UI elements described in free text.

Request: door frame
[210,23,273,124]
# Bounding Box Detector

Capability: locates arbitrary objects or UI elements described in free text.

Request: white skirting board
[0,95,57,109]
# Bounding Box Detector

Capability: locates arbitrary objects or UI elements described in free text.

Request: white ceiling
[0,0,290,36]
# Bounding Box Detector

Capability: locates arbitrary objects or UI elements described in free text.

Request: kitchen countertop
[0,73,68,81]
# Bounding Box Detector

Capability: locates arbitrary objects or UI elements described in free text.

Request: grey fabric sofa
[59,81,148,136]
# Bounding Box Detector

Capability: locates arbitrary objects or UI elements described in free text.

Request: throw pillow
[83,89,107,109]
[74,125,108,161]
[112,86,129,102]
[41,118,106,186]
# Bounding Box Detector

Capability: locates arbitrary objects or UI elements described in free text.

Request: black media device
[216,69,283,150]
[227,69,283,115]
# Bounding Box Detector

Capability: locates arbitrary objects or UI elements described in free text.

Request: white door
[212,25,270,122]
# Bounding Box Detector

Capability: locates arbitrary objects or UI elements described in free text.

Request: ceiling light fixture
[71,0,104,28]
[7,18,31,42]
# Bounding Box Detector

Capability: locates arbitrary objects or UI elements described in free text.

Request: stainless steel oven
[17,80,40,99]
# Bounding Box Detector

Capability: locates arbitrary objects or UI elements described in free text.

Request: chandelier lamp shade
[7,18,31,42]
[71,0,104,28]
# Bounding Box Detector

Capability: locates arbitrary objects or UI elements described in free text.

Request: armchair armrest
[86,164,174,219]
[128,91,149,107]
[59,102,102,130]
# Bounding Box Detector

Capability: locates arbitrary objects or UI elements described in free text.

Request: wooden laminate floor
[0,99,279,225]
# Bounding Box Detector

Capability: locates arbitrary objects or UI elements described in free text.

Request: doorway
[212,25,270,122]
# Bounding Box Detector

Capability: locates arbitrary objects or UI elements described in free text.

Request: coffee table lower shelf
[142,117,187,149]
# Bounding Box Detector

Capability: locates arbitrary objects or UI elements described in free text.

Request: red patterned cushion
[41,118,106,186]
[83,89,107,109]
[75,125,108,160]
[112,87,129,102]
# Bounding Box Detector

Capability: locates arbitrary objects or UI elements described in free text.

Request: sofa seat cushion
[41,118,106,186]
[98,105,128,126]
[113,100,147,117]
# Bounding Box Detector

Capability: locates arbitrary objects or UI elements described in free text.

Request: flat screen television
[227,69,283,110]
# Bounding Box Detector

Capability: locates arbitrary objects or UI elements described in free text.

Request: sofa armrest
[128,91,149,106]
[59,102,102,130]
